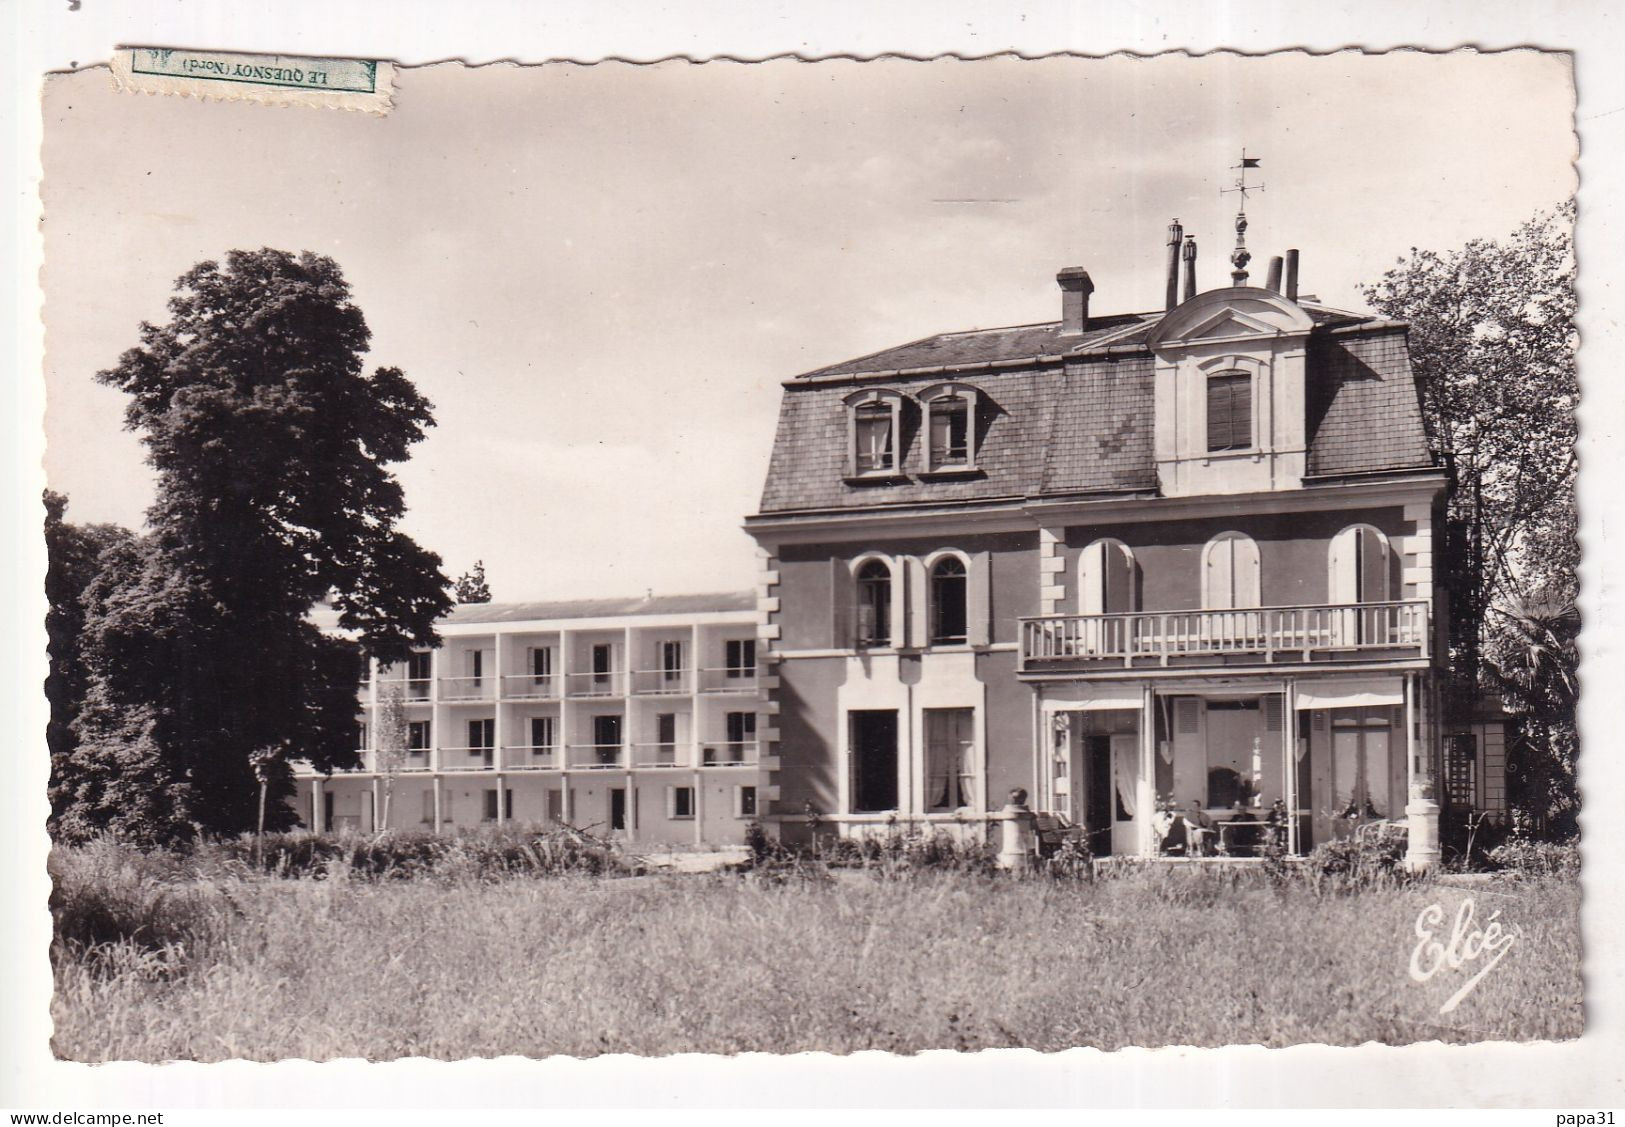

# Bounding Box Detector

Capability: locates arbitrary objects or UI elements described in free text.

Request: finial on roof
[1221,149,1264,286]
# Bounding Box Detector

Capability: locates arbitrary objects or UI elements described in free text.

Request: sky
[41,51,1576,602]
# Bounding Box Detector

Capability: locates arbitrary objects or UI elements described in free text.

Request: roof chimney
[1265,255,1284,293]
[1056,267,1095,335]
[1285,249,1300,302]
[1181,236,1198,302]
[1165,219,1184,310]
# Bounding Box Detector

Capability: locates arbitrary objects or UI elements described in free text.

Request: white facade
[294,596,768,846]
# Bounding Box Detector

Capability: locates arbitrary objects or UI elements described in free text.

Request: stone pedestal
[1404,794,1442,872]
[996,789,1037,871]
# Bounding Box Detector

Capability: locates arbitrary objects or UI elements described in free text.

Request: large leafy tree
[61,249,452,844]
[1361,204,1577,831]
[44,491,135,831]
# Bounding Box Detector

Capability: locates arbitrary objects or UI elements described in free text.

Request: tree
[1361,204,1577,830]
[45,491,135,833]
[61,249,453,845]
[374,684,408,830]
[455,560,492,604]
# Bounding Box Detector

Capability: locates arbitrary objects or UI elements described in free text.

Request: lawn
[49,842,1582,1062]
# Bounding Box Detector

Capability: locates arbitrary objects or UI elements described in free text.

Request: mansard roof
[754,300,1435,517]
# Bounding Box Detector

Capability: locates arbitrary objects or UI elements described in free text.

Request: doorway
[850,709,899,812]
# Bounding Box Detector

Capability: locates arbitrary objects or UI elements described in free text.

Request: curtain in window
[855,405,894,472]
[1112,736,1139,818]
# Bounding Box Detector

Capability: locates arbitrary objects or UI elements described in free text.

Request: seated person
[1265,798,1289,849]
[1153,802,1187,855]
[1224,801,1260,856]
[1185,800,1216,856]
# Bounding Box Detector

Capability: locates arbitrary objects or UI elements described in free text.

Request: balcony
[439,676,495,702]
[565,671,625,699]
[502,745,558,770]
[501,674,560,701]
[630,742,688,768]
[700,741,759,767]
[566,743,625,769]
[1019,600,1431,674]
[630,668,692,695]
[698,667,759,694]
[440,746,497,770]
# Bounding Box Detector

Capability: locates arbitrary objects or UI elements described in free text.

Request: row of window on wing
[847,383,979,477]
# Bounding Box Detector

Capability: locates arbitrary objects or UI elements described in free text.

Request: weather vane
[1221,150,1263,285]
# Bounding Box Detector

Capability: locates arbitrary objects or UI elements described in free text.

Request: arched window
[1078,539,1138,615]
[920,383,980,471]
[845,389,906,477]
[1202,532,1261,609]
[1328,525,1394,604]
[855,559,892,646]
[930,556,968,644]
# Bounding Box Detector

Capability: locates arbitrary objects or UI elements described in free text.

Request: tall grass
[50,837,1581,1062]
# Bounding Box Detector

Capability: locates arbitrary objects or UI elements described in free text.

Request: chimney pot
[1181,236,1198,303]
[1165,219,1184,310]
[1285,249,1301,302]
[1056,267,1095,335]
[1266,255,1284,293]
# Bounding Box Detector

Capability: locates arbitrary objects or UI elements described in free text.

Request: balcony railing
[440,746,497,769]
[501,674,561,700]
[1019,600,1430,672]
[502,745,558,770]
[565,671,625,698]
[566,743,625,769]
[439,676,495,702]
[630,668,692,695]
[698,667,759,694]
[630,742,687,768]
[700,741,759,767]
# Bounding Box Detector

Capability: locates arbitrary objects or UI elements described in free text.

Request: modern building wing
[295,593,768,844]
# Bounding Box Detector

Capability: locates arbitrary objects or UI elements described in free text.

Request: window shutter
[904,557,927,648]
[1205,538,1235,610]
[1207,378,1232,450]
[1358,527,1390,603]
[1103,543,1135,614]
[831,558,853,648]
[1230,378,1251,448]
[1264,695,1283,732]
[1176,699,1201,735]
[1233,536,1261,608]
[967,551,992,647]
[1080,542,1104,616]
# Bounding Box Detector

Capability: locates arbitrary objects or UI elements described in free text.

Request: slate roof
[755,303,1435,517]
[798,305,1367,378]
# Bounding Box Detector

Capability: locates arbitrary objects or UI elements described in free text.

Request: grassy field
[49,840,1582,1061]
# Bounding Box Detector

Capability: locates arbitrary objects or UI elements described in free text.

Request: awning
[1295,676,1404,709]
[1045,688,1144,712]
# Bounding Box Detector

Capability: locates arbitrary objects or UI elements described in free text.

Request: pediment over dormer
[1148,286,1316,351]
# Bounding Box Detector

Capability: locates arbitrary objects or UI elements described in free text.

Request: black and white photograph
[7,5,1621,1114]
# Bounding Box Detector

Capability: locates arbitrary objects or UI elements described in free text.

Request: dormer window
[920,383,980,472]
[1206,371,1253,452]
[845,389,906,478]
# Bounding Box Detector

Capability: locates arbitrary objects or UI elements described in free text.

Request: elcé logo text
[1408,896,1521,1014]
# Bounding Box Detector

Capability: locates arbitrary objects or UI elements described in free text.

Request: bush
[49,840,241,978]
[214,824,636,881]
[1301,834,1410,894]
[1486,838,1580,879]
